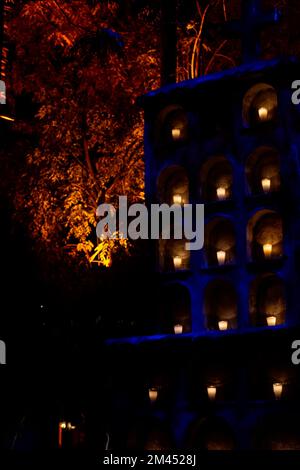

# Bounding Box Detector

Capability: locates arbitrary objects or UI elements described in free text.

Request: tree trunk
[161,0,177,85]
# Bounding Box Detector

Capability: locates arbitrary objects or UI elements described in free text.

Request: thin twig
[223,0,228,21]
[214,53,236,66]
[204,39,227,74]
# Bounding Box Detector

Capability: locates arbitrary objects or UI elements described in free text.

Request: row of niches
[114,412,300,450]
[155,83,279,145]
[157,148,281,204]
[159,210,283,271]
[158,275,286,334]
[146,371,296,406]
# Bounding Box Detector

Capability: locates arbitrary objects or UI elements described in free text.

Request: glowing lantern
[58,421,76,448]
[0,114,14,122]
[173,194,182,204]
[173,256,182,270]
[267,316,277,327]
[216,187,227,200]
[217,250,226,265]
[258,107,269,121]
[273,382,283,400]
[263,243,273,258]
[218,320,228,331]
[174,324,183,334]
[58,421,67,448]
[207,386,217,401]
[172,128,181,140]
[149,388,158,403]
[261,178,271,193]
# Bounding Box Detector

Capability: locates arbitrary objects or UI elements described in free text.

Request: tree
[177,0,296,81]
[5,0,297,273]
[176,0,238,81]
[8,0,160,269]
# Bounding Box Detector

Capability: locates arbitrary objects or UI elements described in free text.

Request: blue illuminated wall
[141,57,300,335]
[104,57,300,451]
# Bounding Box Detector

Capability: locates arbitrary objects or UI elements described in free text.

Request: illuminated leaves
[89,236,128,268]
[10,0,160,269]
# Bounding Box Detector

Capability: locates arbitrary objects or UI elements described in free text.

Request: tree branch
[205,39,227,74]
[81,113,97,187]
[190,3,210,78]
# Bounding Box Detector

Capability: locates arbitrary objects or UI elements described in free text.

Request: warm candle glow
[174,324,183,334]
[218,320,228,331]
[172,128,181,140]
[267,316,277,327]
[207,386,217,401]
[263,243,273,258]
[261,178,271,193]
[273,382,283,400]
[58,421,75,448]
[217,250,226,265]
[149,388,158,403]
[173,194,182,204]
[173,256,182,270]
[216,187,226,200]
[258,107,269,121]
[0,114,14,122]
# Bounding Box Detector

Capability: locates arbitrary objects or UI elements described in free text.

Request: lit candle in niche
[267,316,277,327]
[173,194,182,204]
[273,382,283,400]
[149,388,158,403]
[58,422,67,448]
[263,243,273,258]
[258,107,269,121]
[173,256,182,270]
[261,178,271,193]
[58,421,76,448]
[216,187,226,200]
[218,320,228,331]
[174,324,183,334]
[217,250,226,265]
[207,385,217,401]
[172,128,181,140]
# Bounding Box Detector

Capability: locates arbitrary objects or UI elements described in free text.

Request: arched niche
[249,274,286,327]
[199,156,233,202]
[243,83,278,127]
[204,217,236,267]
[143,419,173,451]
[125,418,173,451]
[204,280,238,331]
[186,416,236,450]
[155,105,189,146]
[253,414,300,450]
[246,147,280,195]
[247,210,283,262]
[158,283,191,334]
[159,238,190,273]
[157,165,189,205]
[157,166,190,272]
